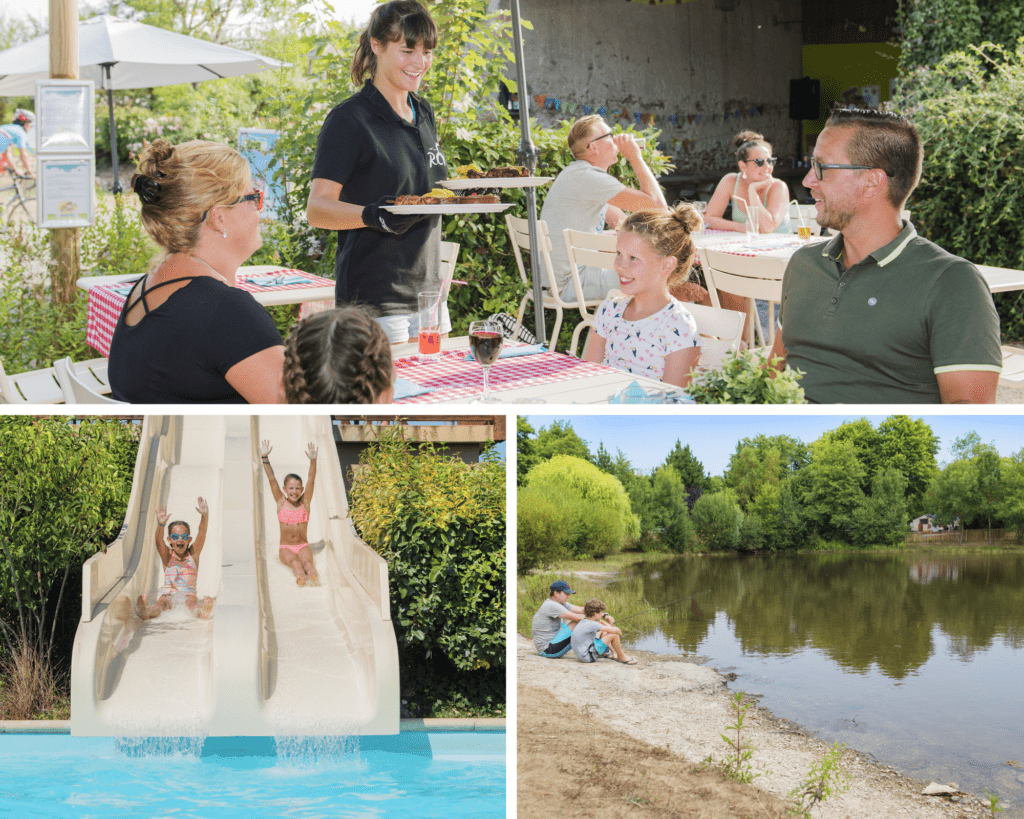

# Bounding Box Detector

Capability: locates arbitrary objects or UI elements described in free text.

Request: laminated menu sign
[38,157,95,228]
[35,80,94,154]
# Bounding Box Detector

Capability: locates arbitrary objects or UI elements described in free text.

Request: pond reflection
[616,551,1024,815]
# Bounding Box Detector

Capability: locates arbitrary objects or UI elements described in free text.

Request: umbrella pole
[509,0,546,347]
[105,65,121,195]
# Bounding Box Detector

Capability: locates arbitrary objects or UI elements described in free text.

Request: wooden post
[48,0,80,304]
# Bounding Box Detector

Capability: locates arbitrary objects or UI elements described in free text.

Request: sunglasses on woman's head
[200,190,264,222]
[168,533,190,541]
[745,157,777,167]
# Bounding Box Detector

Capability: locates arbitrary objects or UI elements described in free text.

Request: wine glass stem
[482,365,491,401]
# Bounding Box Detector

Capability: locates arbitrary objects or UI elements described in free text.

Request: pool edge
[0,718,506,735]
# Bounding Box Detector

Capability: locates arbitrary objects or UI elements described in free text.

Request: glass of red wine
[468,320,503,403]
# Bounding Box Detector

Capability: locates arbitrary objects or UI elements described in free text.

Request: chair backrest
[53,357,125,405]
[560,228,617,309]
[685,302,746,371]
[0,359,21,403]
[702,248,787,285]
[505,214,560,296]
[439,240,459,281]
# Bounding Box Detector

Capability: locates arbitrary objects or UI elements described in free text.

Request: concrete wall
[495,0,806,171]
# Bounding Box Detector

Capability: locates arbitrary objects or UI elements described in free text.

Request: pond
[615,551,1024,817]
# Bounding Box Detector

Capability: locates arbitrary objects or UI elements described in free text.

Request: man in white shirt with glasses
[541,115,667,301]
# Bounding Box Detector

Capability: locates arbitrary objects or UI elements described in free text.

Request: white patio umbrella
[0,14,288,192]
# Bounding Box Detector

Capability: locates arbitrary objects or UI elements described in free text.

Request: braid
[284,306,395,404]
[282,324,314,404]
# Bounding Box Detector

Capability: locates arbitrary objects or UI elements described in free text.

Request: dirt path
[517,634,992,818]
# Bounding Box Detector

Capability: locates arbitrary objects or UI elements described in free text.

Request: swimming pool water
[0,733,505,819]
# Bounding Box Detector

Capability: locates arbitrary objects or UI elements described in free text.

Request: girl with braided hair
[283,307,395,404]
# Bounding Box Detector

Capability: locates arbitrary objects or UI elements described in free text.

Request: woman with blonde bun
[108,139,284,403]
[583,204,703,388]
[705,130,790,234]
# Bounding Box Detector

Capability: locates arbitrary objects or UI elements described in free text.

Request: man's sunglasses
[810,158,884,181]
[168,533,191,541]
[744,157,777,168]
[200,190,264,222]
[588,132,614,148]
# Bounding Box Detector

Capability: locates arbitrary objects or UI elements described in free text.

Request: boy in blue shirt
[570,598,636,665]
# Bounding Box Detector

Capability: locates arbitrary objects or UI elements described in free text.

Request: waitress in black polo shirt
[306,0,448,345]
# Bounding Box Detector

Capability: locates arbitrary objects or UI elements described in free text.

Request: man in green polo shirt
[770,108,1002,404]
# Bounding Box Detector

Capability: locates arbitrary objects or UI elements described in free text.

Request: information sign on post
[35,80,94,154]
[37,156,95,228]
[35,80,96,229]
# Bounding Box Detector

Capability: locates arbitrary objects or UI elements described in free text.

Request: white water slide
[71,415,399,737]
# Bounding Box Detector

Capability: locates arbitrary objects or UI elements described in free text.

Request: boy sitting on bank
[570,598,637,665]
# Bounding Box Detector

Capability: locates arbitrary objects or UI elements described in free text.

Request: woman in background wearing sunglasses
[705,130,791,234]
[108,139,284,403]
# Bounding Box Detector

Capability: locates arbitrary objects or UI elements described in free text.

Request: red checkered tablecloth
[85,269,336,357]
[394,347,615,403]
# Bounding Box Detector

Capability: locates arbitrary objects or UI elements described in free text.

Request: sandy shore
[518,633,994,818]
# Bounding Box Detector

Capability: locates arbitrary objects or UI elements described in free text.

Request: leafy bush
[688,350,806,403]
[523,455,640,559]
[0,418,138,672]
[80,192,159,277]
[347,426,504,716]
[691,491,744,552]
[0,224,93,371]
[894,42,1024,340]
[516,485,574,572]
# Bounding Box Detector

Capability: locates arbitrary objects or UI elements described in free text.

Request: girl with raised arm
[259,440,319,586]
[137,498,215,620]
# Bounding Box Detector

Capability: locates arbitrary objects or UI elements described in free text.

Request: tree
[876,416,939,517]
[799,438,867,540]
[0,418,138,671]
[663,440,707,491]
[848,467,910,548]
[996,447,1024,539]
[516,417,538,486]
[650,466,696,553]
[732,434,810,476]
[98,0,306,44]
[824,418,880,492]
[533,420,592,463]
[690,491,743,552]
[724,445,781,511]
[925,459,978,544]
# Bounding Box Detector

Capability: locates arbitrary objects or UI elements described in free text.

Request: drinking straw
[790,199,807,229]
[431,278,468,326]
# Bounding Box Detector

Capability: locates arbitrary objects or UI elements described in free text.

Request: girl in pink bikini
[137,498,215,620]
[259,440,319,585]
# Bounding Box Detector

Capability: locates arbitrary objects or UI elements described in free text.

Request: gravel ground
[518,633,995,819]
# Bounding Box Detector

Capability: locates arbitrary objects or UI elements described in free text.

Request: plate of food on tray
[438,164,553,190]
[381,186,514,214]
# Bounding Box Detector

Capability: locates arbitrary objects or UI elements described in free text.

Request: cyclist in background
[0,110,36,179]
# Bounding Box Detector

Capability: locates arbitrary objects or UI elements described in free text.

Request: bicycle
[0,166,36,225]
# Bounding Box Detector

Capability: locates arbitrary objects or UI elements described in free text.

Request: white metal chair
[701,247,788,348]
[561,228,621,356]
[1,356,111,404]
[999,346,1024,390]
[684,302,747,371]
[53,357,125,404]
[505,215,604,353]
